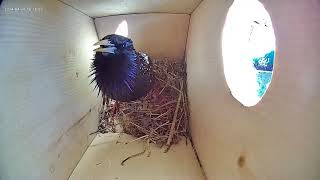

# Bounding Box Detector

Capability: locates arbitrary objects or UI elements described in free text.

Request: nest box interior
[0,0,320,180]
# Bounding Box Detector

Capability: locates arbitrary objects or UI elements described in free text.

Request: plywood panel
[60,0,202,17]
[70,133,205,180]
[95,14,190,61]
[0,0,99,179]
[186,0,320,179]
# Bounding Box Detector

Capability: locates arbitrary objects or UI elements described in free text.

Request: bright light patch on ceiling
[222,0,276,107]
[115,20,128,37]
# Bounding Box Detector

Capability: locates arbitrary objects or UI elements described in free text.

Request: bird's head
[93,34,134,56]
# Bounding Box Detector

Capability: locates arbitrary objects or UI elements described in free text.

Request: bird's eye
[122,42,129,48]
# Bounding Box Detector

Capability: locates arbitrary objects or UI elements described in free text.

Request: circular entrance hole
[222,0,276,107]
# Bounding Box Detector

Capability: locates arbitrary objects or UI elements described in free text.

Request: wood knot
[238,155,246,168]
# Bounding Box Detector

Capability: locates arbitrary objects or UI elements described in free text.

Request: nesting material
[95,60,190,151]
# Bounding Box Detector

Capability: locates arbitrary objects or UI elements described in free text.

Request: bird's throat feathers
[91,49,138,96]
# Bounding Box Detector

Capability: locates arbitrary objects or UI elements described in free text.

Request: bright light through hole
[115,20,128,37]
[222,0,276,107]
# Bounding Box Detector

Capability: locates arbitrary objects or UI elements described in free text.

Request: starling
[90,34,153,102]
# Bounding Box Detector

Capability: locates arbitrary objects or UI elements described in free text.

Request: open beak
[93,39,116,54]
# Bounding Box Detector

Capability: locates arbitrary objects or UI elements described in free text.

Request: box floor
[69,133,205,180]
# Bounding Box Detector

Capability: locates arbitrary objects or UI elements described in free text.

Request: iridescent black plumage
[90,34,153,102]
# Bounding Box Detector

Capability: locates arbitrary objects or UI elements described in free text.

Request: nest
[94,60,190,150]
